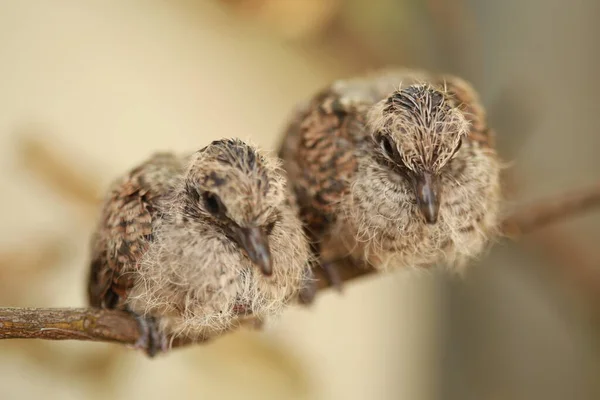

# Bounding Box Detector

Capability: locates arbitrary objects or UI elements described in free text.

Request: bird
[87,138,312,356]
[278,68,502,287]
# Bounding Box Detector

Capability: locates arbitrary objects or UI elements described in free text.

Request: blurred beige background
[1,1,600,399]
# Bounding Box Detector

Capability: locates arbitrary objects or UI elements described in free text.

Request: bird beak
[413,172,440,224]
[234,226,272,276]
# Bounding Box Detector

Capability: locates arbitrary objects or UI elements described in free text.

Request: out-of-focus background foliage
[0,1,599,399]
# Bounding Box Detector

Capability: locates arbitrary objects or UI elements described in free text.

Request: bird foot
[321,261,343,293]
[131,313,168,358]
[297,259,343,306]
[298,278,318,305]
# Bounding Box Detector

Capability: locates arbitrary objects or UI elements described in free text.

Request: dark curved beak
[413,172,440,224]
[233,226,272,276]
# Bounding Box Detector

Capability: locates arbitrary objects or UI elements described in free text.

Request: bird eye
[203,192,226,216]
[379,134,396,158]
[264,220,277,236]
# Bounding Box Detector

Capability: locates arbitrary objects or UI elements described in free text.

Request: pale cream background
[0,1,438,399]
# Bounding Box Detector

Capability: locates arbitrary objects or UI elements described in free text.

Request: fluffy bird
[279,68,501,285]
[88,139,312,356]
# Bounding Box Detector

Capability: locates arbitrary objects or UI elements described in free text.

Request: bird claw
[131,313,168,357]
[321,261,343,293]
[297,260,343,306]
[298,278,318,305]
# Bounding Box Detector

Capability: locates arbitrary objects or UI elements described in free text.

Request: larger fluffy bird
[88,139,311,355]
[279,68,501,280]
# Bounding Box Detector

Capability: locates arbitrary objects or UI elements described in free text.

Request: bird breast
[126,226,255,335]
[332,147,500,272]
[127,216,310,337]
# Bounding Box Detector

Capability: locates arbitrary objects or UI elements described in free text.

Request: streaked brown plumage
[88,139,312,356]
[279,68,501,284]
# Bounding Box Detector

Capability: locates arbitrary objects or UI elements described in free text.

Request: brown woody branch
[0,307,204,349]
[0,308,139,343]
[500,181,600,238]
[1,181,600,350]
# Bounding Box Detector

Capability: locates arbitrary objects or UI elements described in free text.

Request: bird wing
[279,87,370,240]
[88,153,182,309]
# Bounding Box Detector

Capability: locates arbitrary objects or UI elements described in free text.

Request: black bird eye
[203,192,226,216]
[379,134,396,158]
[264,220,277,236]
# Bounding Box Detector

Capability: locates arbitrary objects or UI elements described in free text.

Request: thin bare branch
[1,180,600,350]
[0,308,139,343]
[501,181,600,238]
[0,307,205,349]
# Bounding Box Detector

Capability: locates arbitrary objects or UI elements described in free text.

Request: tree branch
[500,181,600,238]
[0,307,205,349]
[1,180,600,350]
[0,308,139,343]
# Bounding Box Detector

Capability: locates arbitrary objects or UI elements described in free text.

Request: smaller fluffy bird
[279,68,502,284]
[88,139,312,356]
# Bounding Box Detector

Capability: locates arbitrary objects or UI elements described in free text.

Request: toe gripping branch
[298,242,345,305]
[128,310,168,357]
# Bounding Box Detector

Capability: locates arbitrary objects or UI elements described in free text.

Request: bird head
[179,138,286,276]
[365,84,469,224]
